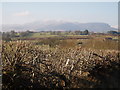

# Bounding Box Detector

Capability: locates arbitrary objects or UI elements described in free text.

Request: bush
[2,41,120,89]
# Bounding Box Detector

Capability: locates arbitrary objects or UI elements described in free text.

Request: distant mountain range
[2,21,117,32]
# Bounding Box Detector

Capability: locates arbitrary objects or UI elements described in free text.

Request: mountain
[1,21,117,32]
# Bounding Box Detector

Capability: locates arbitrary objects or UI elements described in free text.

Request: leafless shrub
[2,40,120,89]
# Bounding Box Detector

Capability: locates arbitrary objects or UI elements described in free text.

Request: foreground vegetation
[2,35,120,89]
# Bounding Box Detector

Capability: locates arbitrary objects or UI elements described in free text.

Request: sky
[1,2,118,28]
[0,0,119,2]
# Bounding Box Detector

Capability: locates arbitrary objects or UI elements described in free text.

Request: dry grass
[82,38,119,50]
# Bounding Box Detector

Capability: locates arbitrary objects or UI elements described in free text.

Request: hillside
[2,21,117,32]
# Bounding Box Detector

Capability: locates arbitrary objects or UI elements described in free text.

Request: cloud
[13,11,30,16]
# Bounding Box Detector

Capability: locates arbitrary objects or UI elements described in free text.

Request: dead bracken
[2,40,120,89]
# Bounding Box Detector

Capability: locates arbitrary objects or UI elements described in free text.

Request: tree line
[1,30,119,41]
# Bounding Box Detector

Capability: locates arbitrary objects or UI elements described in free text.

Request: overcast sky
[1,2,118,28]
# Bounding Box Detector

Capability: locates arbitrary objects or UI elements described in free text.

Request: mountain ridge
[2,21,117,32]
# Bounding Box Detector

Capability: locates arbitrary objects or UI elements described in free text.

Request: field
[1,33,120,89]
